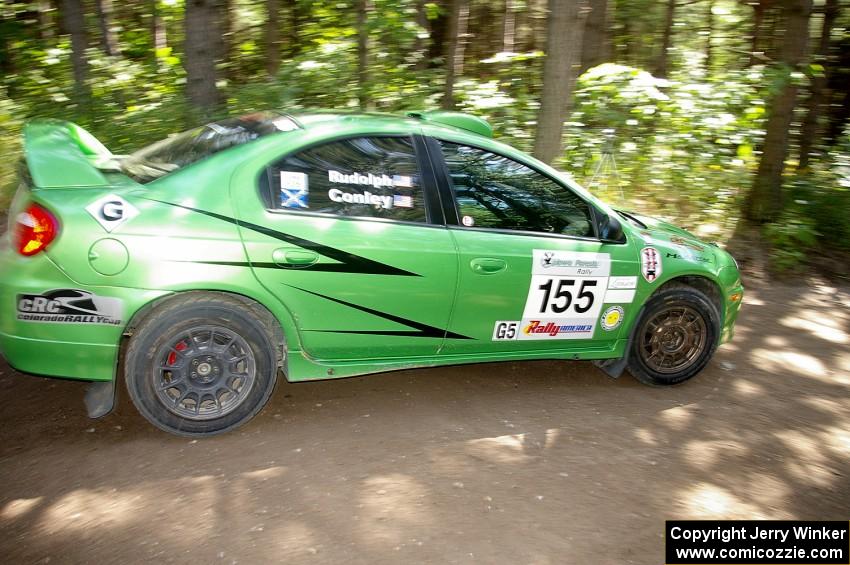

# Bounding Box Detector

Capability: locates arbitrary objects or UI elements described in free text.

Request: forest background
[1,0,848,272]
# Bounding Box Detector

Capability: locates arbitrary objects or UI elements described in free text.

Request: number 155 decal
[534,278,598,315]
[523,276,606,320]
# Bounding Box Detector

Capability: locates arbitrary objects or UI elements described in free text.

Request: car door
[426,137,639,355]
[234,134,460,361]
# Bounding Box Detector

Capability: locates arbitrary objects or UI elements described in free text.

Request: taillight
[15,204,58,256]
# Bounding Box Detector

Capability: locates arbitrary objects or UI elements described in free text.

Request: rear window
[121,112,300,184]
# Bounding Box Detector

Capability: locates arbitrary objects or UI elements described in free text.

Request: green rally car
[0,110,744,436]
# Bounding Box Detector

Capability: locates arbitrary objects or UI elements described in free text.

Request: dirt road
[1,281,848,564]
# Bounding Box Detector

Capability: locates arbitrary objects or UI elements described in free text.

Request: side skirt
[285,339,629,382]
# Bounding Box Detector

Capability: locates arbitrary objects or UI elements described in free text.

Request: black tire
[125,293,280,436]
[627,283,720,386]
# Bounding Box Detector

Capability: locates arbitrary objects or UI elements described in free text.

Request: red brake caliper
[167,340,188,366]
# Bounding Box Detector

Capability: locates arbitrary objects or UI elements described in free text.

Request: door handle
[470,257,507,275]
[272,249,319,268]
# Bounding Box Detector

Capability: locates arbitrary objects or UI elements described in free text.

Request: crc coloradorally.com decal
[518,250,611,340]
[600,306,624,331]
[17,289,123,325]
[280,171,309,208]
[641,247,662,283]
[86,194,139,232]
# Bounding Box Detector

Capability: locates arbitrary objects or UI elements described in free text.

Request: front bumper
[720,284,744,344]
[718,265,744,344]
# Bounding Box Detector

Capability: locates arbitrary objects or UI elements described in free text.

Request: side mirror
[598,213,626,243]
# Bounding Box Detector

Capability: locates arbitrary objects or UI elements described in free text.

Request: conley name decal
[327,170,415,210]
[328,188,393,209]
[17,289,123,325]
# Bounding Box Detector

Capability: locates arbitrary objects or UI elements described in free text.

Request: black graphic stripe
[144,198,419,276]
[290,285,473,340]
[182,260,389,273]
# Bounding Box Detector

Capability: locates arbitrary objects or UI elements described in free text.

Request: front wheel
[125,294,279,436]
[627,284,720,386]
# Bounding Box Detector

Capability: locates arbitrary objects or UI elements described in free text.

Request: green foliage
[1,0,848,273]
[764,210,819,272]
[563,63,767,231]
[763,132,850,271]
[0,88,22,214]
[453,51,544,150]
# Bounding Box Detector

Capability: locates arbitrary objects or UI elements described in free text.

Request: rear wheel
[125,294,279,436]
[627,284,719,386]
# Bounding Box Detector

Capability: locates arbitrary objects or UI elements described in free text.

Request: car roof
[285,110,494,139]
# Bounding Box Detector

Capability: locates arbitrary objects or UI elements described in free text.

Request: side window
[438,140,594,238]
[262,136,426,223]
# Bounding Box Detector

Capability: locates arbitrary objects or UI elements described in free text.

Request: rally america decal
[641,247,662,283]
[16,289,123,325]
[516,250,612,340]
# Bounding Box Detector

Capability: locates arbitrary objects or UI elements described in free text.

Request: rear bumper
[0,249,126,382]
[0,331,117,381]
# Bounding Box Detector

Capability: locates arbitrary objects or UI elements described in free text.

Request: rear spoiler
[23,120,115,188]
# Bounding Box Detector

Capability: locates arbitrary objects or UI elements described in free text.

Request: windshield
[121,112,300,183]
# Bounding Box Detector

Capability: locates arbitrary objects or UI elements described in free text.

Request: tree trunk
[654,0,676,78]
[503,0,516,52]
[442,0,469,110]
[427,0,448,68]
[185,0,221,117]
[580,0,608,73]
[356,0,371,109]
[764,6,781,63]
[826,84,850,143]
[217,0,232,79]
[265,0,282,77]
[745,0,813,223]
[414,0,428,70]
[151,0,166,63]
[94,0,119,56]
[62,0,91,110]
[705,0,713,72]
[749,0,765,66]
[530,0,548,53]
[287,0,303,58]
[825,36,850,144]
[532,0,587,164]
[37,0,55,40]
[798,0,839,170]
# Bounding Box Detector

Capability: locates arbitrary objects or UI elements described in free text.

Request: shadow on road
[1,281,848,564]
